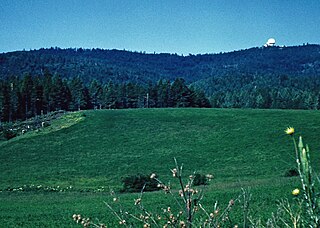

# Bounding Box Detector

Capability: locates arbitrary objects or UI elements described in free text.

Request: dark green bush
[3,129,17,140]
[120,174,160,193]
[193,173,208,186]
[284,168,299,177]
[42,122,51,127]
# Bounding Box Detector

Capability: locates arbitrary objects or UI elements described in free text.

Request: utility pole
[9,83,13,122]
[146,93,149,108]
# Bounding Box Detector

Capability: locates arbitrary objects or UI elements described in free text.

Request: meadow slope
[1,108,320,227]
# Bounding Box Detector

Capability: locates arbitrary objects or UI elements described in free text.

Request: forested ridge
[1,44,320,122]
[1,44,320,83]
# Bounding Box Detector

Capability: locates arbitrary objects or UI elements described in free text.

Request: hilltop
[1,44,320,85]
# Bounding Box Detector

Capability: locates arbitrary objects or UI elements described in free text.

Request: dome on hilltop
[267,38,276,44]
[264,38,276,47]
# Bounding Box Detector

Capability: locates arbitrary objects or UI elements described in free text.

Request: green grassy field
[1,108,320,227]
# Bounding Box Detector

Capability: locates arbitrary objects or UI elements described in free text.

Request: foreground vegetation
[73,130,320,227]
[1,108,320,227]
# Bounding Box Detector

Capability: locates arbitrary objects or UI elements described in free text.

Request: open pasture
[1,108,320,227]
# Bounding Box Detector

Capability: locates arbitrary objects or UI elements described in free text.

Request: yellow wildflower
[285,127,295,135]
[292,188,300,196]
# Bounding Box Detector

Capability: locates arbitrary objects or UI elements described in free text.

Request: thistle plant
[72,158,243,227]
[285,127,320,227]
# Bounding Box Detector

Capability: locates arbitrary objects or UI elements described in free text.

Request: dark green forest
[0,74,210,122]
[1,44,320,122]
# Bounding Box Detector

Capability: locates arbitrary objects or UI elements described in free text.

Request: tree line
[194,72,320,110]
[0,72,211,122]
[210,87,320,109]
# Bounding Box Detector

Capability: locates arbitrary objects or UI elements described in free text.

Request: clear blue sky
[1,0,319,55]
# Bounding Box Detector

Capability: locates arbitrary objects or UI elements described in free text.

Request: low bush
[3,128,17,140]
[120,174,160,193]
[42,122,51,127]
[284,168,299,177]
[193,173,209,186]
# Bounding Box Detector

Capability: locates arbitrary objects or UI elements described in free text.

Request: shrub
[284,168,299,177]
[41,122,51,127]
[193,173,208,186]
[3,129,17,140]
[120,174,160,193]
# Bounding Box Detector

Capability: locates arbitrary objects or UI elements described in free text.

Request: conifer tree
[21,74,34,119]
[89,80,103,109]
[69,77,87,111]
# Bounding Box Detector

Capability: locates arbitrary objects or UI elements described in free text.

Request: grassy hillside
[1,108,320,227]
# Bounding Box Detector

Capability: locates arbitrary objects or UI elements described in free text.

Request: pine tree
[69,77,87,111]
[170,78,194,107]
[21,74,35,119]
[125,83,137,108]
[156,79,170,108]
[89,80,103,109]
[42,71,54,113]
[51,75,71,111]
[146,81,157,108]
[33,76,44,115]
[0,81,11,122]
[104,81,117,109]
[193,90,211,108]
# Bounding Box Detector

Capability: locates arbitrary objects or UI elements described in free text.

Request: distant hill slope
[1,44,320,85]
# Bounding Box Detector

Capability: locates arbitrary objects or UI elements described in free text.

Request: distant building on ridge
[264,38,276,47]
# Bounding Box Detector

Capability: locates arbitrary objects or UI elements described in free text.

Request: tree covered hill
[1,44,320,84]
[1,44,320,117]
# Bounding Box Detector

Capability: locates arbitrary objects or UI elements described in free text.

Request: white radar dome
[267,38,276,45]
